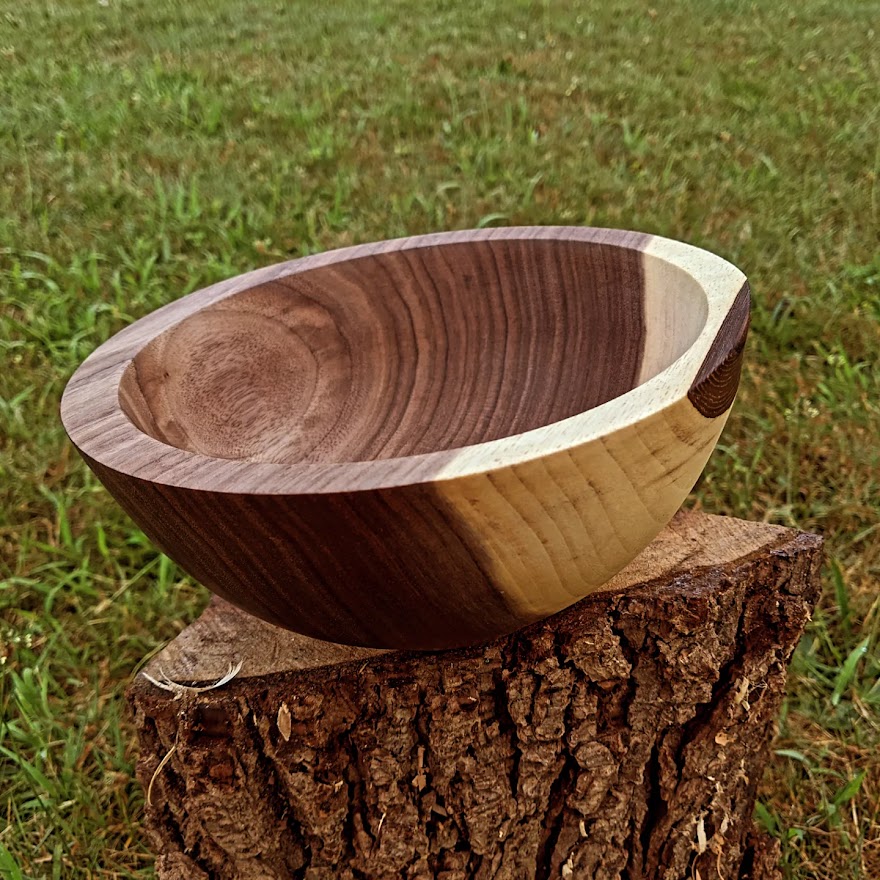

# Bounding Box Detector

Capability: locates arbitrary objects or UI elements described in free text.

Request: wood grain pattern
[61,227,749,648]
[688,281,751,417]
[120,238,648,464]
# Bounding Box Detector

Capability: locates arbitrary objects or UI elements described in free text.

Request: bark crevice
[130,516,822,880]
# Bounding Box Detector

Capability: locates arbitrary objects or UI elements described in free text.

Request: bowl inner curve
[119,239,708,465]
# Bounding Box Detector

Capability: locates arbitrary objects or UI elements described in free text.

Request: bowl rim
[60,226,747,495]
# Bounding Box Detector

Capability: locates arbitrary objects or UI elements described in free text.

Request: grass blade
[831,638,870,707]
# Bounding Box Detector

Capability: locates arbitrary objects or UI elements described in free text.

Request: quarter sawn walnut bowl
[61,227,749,649]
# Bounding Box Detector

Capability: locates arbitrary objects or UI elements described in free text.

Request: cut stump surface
[130,511,822,879]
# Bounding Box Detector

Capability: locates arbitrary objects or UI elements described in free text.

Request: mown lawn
[1,0,878,876]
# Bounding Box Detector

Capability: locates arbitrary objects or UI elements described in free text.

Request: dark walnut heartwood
[62,228,749,649]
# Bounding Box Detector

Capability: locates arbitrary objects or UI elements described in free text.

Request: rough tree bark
[129,512,822,880]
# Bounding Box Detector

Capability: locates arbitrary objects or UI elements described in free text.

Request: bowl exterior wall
[78,396,727,649]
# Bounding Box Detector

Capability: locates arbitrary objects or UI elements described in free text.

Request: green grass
[1,0,878,876]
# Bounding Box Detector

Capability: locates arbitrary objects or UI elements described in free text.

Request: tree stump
[129,512,822,880]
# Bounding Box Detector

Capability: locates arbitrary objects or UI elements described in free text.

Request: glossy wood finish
[119,237,649,464]
[61,227,749,649]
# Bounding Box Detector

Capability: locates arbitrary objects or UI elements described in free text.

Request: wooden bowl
[61,228,749,649]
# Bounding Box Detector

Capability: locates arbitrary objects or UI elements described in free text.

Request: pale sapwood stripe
[639,236,746,390]
[638,249,709,386]
[432,396,727,621]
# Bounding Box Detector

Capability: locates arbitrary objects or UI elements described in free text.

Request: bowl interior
[119,239,708,465]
